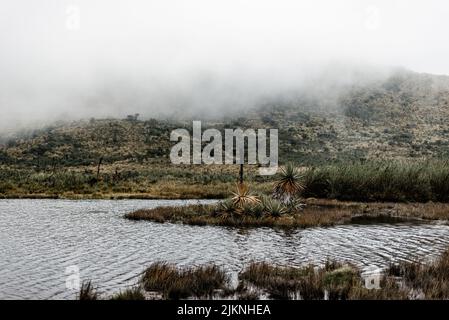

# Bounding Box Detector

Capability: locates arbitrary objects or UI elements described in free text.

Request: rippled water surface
[1,199,449,300]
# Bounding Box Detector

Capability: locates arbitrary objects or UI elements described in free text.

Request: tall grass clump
[387,249,449,299]
[303,160,449,202]
[239,261,359,300]
[78,280,98,300]
[141,262,228,299]
[110,287,145,300]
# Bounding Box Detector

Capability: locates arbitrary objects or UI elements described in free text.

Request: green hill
[1,69,449,199]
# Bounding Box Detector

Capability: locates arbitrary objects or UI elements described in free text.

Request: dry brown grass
[386,249,449,299]
[238,261,373,300]
[125,203,358,228]
[125,198,449,229]
[239,252,449,300]
[141,262,228,300]
[308,198,449,221]
[82,248,449,300]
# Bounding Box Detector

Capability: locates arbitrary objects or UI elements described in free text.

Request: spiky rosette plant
[213,199,238,219]
[231,183,260,211]
[273,163,305,205]
[217,199,236,214]
[259,196,285,217]
[286,197,306,212]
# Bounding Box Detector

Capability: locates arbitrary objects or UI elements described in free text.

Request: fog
[1,0,449,133]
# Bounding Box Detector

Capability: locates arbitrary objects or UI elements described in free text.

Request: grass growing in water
[386,249,449,299]
[110,287,146,300]
[239,250,449,300]
[141,262,228,300]
[239,261,359,300]
[78,248,449,300]
[78,280,98,300]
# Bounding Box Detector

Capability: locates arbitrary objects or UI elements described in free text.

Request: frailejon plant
[261,196,287,217]
[273,163,305,205]
[218,198,236,213]
[231,183,260,210]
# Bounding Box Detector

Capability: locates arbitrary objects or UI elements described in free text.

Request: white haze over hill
[1,0,449,133]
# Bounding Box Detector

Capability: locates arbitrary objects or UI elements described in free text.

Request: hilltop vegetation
[1,69,449,199]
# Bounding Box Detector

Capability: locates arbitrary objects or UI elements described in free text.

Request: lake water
[1,199,449,300]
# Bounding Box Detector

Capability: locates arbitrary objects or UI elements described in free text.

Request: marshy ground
[81,248,449,300]
[125,199,449,229]
[123,160,449,229]
[3,160,449,203]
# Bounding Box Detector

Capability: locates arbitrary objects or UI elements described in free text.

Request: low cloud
[1,0,448,133]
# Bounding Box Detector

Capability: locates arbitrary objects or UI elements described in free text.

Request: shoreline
[4,192,449,206]
[0,193,222,200]
[3,195,449,229]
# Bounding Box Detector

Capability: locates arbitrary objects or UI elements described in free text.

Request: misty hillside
[1,70,449,170]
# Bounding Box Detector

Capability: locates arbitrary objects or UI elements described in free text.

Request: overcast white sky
[1,0,449,131]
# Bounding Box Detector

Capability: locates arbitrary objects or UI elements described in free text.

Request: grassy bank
[81,248,449,300]
[124,199,449,229]
[0,163,271,199]
[2,161,449,202]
